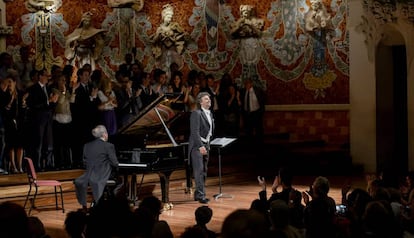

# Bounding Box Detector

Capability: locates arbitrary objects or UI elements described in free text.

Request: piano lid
[115,94,183,147]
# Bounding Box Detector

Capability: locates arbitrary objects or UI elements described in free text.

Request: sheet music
[210,137,237,148]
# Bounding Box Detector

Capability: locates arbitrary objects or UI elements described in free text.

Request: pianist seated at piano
[74,125,120,211]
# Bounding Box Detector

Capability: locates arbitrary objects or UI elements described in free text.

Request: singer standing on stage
[189,92,214,204]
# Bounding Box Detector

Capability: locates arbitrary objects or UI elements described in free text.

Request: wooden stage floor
[0,171,367,238]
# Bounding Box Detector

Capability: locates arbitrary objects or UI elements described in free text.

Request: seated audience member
[73,125,119,211]
[132,206,156,238]
[269,199,303,238]
[137,195,174,238]
[401,171,414,207]
[28,216,50,238]
[0,201,30,238]
[221,209,269,238]
[194,205,218,238]
[181,225,208,238]
[64,210,88,238]
[86,196,134,238]
[302,176,336,238]
[341,188,372,238]
[362,200,403,238]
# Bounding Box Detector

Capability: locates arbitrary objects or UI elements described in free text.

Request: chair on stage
[23,157,65,215]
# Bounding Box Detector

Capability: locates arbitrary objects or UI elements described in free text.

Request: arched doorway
[375,27,407,186]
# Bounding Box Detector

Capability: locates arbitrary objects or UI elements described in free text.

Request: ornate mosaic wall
[5,0,349,105]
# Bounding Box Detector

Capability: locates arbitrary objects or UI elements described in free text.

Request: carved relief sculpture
[150,4,190,73]
[25,0,62,13]
[230,5,265,87]
[107,0,144,11]
[24,0,64,72]
[230,5,264,39]
[303,0,336,98]
[64,12,106,71]
[151,4,190,58]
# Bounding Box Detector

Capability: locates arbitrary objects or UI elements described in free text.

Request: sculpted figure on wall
[150,4,189,59]
[64,12,106,71]
[25,0,62,13]
[230,5,265,85]
[230,5,264,39]
[107,0,144,11]
[304,0,332,32]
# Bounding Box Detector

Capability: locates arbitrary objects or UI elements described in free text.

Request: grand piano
[112,94,191,208]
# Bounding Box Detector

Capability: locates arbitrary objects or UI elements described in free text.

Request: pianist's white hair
[92,125,108,139]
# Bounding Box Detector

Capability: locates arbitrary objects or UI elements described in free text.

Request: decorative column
[0,1,13,51]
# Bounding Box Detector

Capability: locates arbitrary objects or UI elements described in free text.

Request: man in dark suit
[188,92,214,204]
[241,78,266,144]
[26,69,59,170]
[74,125,119,210]
[71,68,99,168]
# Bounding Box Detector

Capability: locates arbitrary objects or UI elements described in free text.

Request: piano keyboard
[118,163,148,168]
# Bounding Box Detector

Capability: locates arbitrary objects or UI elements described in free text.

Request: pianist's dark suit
[188,109,214,201]
[74,138,119,206]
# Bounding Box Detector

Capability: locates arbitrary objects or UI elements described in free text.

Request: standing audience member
[138,72,157,108]
[189,92,214,204]
[0,77,27,173]
[302,176,336,238]
[62,64,74,88]
[114,72,141,128]
[187,69,199,87]
[257,167,305,230]
[201,74,220,122]
[97,77,118,136]
[71,68,99,168]
[184,82,201,112]
[15,46,34,90]
[221,84,241,137]
[152,68,169,96]
[52,75,78,169]
[130,62,144,91]
[0,107,5,174]
[241,78,265,144]
[118,52,134,76]
[169,71,187,110]
[257,167,296,206]
[0,52,16,80]
[74,125,119,211]
[26,69,59,171]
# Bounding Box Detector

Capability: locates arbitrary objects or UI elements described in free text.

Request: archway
[375,26,407,186]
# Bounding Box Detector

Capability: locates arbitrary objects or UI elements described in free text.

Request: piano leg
[159,171,173,210]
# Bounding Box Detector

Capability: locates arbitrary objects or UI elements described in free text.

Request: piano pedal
[163,202,174,211]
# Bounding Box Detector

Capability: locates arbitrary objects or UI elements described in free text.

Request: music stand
[210,137,237,200]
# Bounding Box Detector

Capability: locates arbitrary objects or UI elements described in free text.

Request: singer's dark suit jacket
[188,109,214,156]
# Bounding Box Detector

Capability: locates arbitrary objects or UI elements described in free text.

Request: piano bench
[102,179,117,201]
